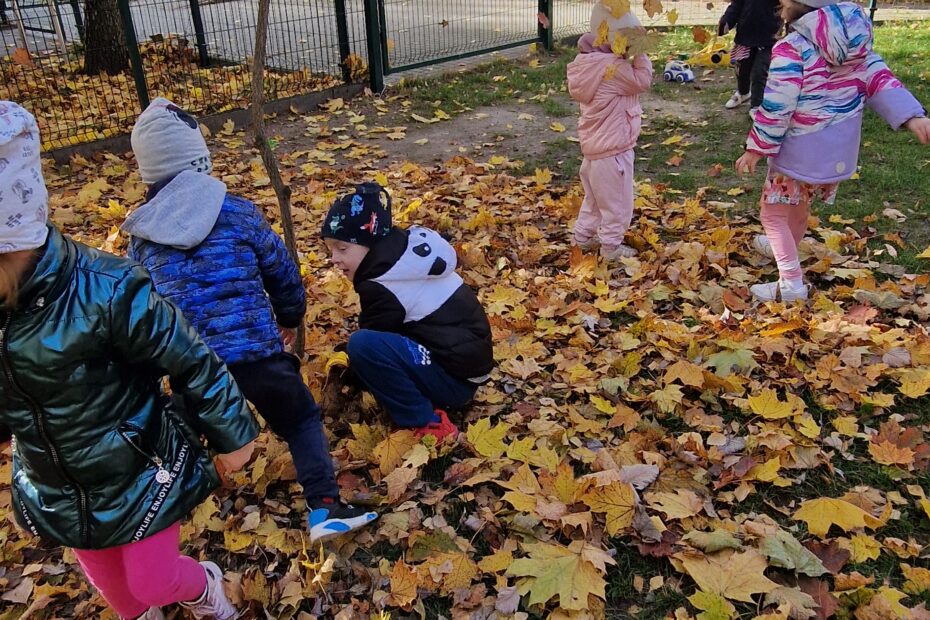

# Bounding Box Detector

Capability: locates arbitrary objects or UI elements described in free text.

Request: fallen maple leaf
[581,481,637,535]
[507,541,615,611]
[793,497,872,538]
[676,549,778,602]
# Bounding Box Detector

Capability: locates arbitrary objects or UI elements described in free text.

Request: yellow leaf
[902,564,930,595]
[534,168,553,185]
[647,489,704,520]
[747,389,799,420]
[689,590,736,619]
[916,245,930,259]
[793,497,872,538]
[899,368,930,398]
[611,32,629,56]
[223,529,254,553]
[662,134,684,146]
[838,534,881,563]
[373,430,420,475]
[388,560,417,607]
[465,418,511,459]
[747,457,782,483]
[503,490,538,512]
[667,8,679,24]
[478,550,514,574]
[581,482,637,534]
[590,395,617,415]
[418,552,478,592]
[677,549,778,603]
[550,122,566,133]
[919,498,930,522]
[507,541,615,611]
[651,384,684,414]
[594,20,610,47]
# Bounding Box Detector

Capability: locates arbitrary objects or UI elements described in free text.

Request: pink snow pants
[573,150,636,249]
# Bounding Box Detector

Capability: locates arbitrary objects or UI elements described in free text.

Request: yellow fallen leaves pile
[0,99,929,618]
[0,35,340,151]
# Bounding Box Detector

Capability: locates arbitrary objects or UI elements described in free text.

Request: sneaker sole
[199,562,239,620]
[309,512,379,543]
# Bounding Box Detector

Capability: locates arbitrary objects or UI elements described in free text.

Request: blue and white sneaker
[307,497,378,543]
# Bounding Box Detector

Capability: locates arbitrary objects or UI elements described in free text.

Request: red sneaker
[415,409,460,441]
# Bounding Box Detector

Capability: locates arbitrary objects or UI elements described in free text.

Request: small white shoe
[180,561,238,620]
[137,609,165,620]
[749,106,760,120]
[725,91,751,109]
[750,279,809,303]
[600,244,638,261]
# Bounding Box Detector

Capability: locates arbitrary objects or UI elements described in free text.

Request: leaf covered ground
[2,22,930,620]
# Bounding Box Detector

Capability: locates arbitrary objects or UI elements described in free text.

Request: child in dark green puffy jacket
[0,101,257,620]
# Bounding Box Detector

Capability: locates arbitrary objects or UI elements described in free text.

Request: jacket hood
[792,2,872,66]
[567,52,618,105]
[378,225,458,284]
[121,170,226,249]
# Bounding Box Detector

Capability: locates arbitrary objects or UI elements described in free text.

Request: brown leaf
[803,541,850,575]
[797,577,839,620]
[12,48,34,68]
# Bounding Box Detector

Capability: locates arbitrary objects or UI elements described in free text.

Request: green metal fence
[1,0,927,151]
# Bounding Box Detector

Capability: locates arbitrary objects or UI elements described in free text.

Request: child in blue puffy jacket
[122,98,377,543]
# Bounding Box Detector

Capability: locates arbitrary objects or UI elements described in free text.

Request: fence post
[868,0,877,22]
[334,0,352,82]
[538,0,553,51]
[363,0,384,92]
[70,0,85,42]
[117,0,150,110]
[188,0,210,66]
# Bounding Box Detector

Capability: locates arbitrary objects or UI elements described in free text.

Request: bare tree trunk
[83,0,128,74]
[250,0,306,356]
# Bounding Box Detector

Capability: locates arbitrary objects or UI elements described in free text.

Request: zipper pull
[154,457,171,484]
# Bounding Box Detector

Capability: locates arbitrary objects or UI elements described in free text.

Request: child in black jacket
[321,183,494,441]
[718,0,783,112]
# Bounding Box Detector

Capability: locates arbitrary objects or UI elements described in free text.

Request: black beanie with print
[321,182,393,247]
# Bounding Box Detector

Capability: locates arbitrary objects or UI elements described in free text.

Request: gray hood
[121,170,226,249]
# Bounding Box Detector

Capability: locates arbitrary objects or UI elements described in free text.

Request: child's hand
[735,151,763,175]
[216,441,255,478]
[279,326,297,348]
[906,116,930,145]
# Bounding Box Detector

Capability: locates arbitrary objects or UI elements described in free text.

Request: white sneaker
[725,91,751,109]
[600,244,638,260]
[749,106,760,119]
[180,561,238,620]
[137,609,165,620]
[752,234,775,259]
[750,279,809,303]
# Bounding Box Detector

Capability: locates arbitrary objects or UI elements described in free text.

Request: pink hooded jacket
[567,40,653,160]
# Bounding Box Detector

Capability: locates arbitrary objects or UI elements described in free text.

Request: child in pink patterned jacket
[568,3,653,261]
[736,0,930,302]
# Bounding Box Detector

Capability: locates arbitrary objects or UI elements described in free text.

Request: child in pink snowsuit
[568,5,653,261]
[736,0,929,302]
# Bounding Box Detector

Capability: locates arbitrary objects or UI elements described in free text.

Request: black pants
[0,0,9,25]
[736,45,773,108]
[228,353,339,501]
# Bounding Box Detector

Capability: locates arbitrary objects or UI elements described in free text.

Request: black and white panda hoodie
[353,225,495,382]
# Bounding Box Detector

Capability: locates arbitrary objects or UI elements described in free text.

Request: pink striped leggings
[73,522,206,619]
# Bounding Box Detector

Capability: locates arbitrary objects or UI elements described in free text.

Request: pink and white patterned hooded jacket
[746,2,925,184]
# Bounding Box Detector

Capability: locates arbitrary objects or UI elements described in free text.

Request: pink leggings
[73,522,206,619]
[760,198,811,282]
